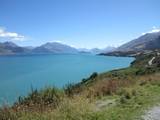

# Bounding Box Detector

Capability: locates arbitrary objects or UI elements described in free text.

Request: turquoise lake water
[0,54,134,105]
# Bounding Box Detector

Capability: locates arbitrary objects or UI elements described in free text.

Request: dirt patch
[142,106,160,120]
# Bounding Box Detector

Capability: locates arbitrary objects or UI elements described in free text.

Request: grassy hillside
[1,51,160,120]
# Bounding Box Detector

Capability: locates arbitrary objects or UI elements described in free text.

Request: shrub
[124,91,132,99]
[64,83,77,97]
[131,89,137,96]
[139,80,147,86]
[82,78,87,83]
[89,72,98,80]
[0,107,18,120]
[14,87,63,110]
[120,96,127,104]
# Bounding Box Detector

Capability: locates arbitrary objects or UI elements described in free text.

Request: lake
[0,54,134,105]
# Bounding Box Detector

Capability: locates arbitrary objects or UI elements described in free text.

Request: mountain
[0,42,30,55]
[32,42,78,54]
[78,48,91,54]
[0,41,78,55]
[101,31,160,56]
[102,46,116,53]
[117,32,160,52]
[78,46,116,54]
[24,46,35,50]
[90,48,102,54]
[0,41,116,55]
[78,48,103,54]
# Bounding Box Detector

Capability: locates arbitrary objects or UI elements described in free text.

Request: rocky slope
[102,31,160,56]
[0,41,79,55]
[117,32,160,52]
[32,42,78,54]
[0,42,30,55]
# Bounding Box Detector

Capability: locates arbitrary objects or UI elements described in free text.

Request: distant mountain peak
[0,41,30,55]
[32,41,78,54]
[3,41,18,47]
[142,28,160,35]
[78,46,116,54]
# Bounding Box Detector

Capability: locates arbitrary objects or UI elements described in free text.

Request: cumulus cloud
[0,27,25,41]
[142,26,160,35]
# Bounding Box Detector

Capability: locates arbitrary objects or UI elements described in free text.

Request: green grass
[94,84,160,120]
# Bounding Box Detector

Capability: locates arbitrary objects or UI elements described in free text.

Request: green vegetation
[1,52,160,120]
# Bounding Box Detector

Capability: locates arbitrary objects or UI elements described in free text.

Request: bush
[118,88,133,99]
[0,107,18,120]
[89,72,98,80]
[14,87,63,110]
[120,96,128,104]
[64,83,77,97]
[82,78,87,83]
[124,91,132,99]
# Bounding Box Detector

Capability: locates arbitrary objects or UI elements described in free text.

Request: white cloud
[0,27,25,41]
[48,40,63,43]
[54,40,63,43]
[142,26,160,35]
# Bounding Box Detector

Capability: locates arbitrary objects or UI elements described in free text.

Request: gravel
[142,106,160,120]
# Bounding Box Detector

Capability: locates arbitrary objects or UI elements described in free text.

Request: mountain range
[2,31,160,56]
[0,41,115,55]
[0,42,79,55]
[32,42,78,54]
[0,42,30,55]
[78,46,116,54]
[117,32,160,51]
[102,31,160,56]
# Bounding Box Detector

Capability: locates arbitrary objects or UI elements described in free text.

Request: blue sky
[0,0,160,48]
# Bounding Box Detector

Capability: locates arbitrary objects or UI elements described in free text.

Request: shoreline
[0,51,160,120]
[0,54,134,106]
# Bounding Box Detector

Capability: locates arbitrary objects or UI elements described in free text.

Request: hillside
[32,42,78,54]
[79,46,116,54]
[102,31,160,56]
[117,32,160,51]
[0,42,30,55]
[0,41,78,55]
[1,51,160,120]
[0,41,116,55]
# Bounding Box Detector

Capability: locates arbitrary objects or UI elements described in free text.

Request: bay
[0,54,134,104]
